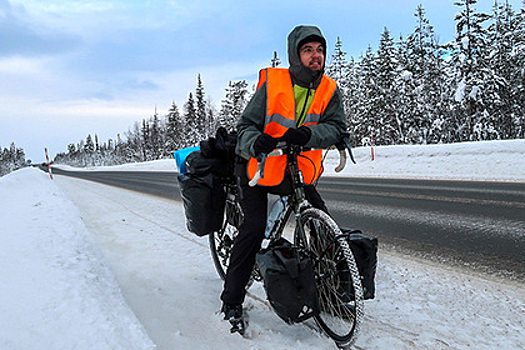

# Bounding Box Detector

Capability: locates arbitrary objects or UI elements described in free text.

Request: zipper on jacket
[297,83,313,127]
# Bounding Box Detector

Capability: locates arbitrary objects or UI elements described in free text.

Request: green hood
[287,25,327,87]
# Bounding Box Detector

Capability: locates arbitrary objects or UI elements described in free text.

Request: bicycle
[209,136,364,349]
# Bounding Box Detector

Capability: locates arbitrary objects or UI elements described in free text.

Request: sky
[1,0,522,162]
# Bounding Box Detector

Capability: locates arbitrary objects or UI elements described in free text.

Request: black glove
[283,126,311,146]
[253,133,278,156]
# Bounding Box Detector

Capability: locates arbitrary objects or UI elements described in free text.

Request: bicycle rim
[296,208,364,348]
[209,223,237,280]
[209,223,257,288]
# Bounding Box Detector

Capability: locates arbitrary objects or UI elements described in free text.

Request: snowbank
[322,139,525,181]
[0,168,155,350]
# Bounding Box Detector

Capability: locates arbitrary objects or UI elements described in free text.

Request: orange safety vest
[247,67,337,186]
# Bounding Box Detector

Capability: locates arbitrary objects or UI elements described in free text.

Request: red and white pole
[45,148,53,180]
[370,132,375,161]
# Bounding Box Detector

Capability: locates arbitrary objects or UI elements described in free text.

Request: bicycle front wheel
[295,208,364,348]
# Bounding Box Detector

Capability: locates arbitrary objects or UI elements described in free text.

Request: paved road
[316,177,525,280]
[51,167,525,281]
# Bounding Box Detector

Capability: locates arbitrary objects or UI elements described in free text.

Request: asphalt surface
[316,177,525,281]
[50,166,525,281]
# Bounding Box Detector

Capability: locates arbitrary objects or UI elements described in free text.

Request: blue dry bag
[173,146,200,175]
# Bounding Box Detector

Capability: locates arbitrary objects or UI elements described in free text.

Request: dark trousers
[220,167,328,306]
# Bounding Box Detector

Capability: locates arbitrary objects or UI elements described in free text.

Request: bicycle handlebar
[248,134,356,187]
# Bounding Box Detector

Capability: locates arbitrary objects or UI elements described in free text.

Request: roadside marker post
[45,148,54,180]
[370,132,375,161]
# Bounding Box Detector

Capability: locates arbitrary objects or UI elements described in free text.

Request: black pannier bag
[176,127,238,237]
[177,172,225,236]
[185,150,226,177]
[256,238,320,324]
[342,229,378,300]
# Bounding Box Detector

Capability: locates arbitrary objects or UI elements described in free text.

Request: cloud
[0,0,81,57]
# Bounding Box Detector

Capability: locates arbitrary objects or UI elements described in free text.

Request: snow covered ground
[1,140,524,350]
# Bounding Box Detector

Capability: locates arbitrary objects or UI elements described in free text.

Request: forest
[0,143,28,177]
[45,0,525,167]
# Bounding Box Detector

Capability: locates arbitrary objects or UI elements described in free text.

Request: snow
[0,168,155,350]
[455,78,467,102]
[1,140,524,349]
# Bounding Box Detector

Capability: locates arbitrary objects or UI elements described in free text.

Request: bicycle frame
[243,134,356,243]
[261,145,318,246]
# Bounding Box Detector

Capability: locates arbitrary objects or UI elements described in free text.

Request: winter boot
[221,304,247,335]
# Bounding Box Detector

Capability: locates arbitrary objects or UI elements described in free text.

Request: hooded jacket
[236,25,346,183]
[287,25,327,88]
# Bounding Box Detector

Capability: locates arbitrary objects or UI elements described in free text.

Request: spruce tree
[219,80,249,132]
[184,92,198,146]
[349,45,378,146]
[403,5,447,144]
[165,101,184,152]
[375,27,398,145]
[195,74,208,138]
[449,0,491,141]
[489,0,524,139]
[0,142,27,176]
[326,37,350,85]
[150,111,163,159]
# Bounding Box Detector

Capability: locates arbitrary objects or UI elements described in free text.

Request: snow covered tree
[84,134,95,154]
[140,119,152,160]
[149,110,164,159]
[511,0,525,138]
[400,5,448,144]
[165,101,184,152]
[126,121,144,162]
[184,92,198,146]
[195,74,208,139]
[347,45,379,146]
[374,27,398,145]
[326,37,350,85]
[326,37,354,126]
[0,142,27,176]
[487,0,524,139]
[449,0,492,141]
[206,97,218,135]
[218,80,249,132]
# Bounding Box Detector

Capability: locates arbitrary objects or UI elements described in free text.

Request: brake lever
[344,137,356,164]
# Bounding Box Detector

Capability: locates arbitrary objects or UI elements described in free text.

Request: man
[220,25,346,333]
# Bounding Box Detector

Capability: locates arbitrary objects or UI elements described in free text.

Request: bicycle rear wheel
[295,208,364,348]
[209,222,237,280]
[209,222,259,289]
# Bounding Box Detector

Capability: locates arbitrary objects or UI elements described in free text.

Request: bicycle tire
[209,222,258,288]
[209,222,237,280]
[295,208,364,348]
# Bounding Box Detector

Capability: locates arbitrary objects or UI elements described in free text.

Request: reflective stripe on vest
[247,68,337,186]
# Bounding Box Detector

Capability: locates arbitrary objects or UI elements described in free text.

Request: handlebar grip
[248,154,266,187]
[248,167,262,187]
[334,149,347,173]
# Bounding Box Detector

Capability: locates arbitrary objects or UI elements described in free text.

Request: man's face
[299,41,325,72]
